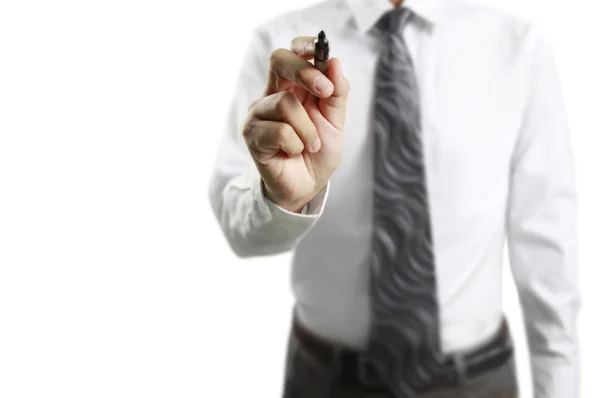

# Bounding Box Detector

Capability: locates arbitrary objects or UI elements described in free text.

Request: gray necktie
[365,7,444,396]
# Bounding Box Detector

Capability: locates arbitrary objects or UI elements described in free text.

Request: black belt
[291,316,513,393]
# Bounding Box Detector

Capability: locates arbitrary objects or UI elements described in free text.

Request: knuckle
[247,97,261,113]
[269,48,286,67]
[242,119,256,140]
[276,123,295,144]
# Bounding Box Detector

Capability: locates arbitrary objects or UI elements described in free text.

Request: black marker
[314,30,329,76]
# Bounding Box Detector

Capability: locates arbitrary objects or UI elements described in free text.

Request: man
[207,0,580,396]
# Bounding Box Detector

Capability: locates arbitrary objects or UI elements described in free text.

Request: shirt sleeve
[506,22,580,398]
[207,26,329,258]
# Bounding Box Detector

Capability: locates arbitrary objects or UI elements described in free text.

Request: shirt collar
[345,0,448,33]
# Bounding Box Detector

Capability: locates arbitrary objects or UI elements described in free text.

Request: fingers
[290,36,315,60]
[245,91,321,155]
[257,36,350,135]
[265,48,334,99]
[290,36,333,60]
[325,57,350,98]
[244,120,305,157]
[311,57,350,131]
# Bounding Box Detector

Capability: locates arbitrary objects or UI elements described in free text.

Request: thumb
[318,57,350,131]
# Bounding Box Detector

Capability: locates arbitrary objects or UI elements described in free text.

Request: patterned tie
[365,7,444,396]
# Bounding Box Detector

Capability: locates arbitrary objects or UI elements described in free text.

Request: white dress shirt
[207,0,580,396]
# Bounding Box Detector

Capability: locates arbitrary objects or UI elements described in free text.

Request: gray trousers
[281,330,519,398]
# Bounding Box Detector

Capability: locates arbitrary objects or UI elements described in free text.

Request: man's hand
[242,36,350,213]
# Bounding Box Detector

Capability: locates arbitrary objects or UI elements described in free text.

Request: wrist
[261,180,316,214]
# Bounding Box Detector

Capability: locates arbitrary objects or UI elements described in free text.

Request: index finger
[290,36,317,60]
[265,48,334,98]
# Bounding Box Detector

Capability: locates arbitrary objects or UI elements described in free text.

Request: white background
[0,0,597,397]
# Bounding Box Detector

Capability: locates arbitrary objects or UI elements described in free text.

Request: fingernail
[310,138,321,152]
[314,76,333,95]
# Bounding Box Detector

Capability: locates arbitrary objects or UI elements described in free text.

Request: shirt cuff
[221,162,329,256]
[245,168,329,244]
[262,180,329,219]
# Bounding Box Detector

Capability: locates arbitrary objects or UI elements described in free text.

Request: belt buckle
[443,354,465,387]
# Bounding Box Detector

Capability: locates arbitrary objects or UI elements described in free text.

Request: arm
[207,27,329,258]
[507,23,580,397]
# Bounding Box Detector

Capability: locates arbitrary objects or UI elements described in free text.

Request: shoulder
[440,0,553,57]
[443,0,542,40]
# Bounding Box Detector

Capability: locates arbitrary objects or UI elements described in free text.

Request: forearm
[516,258,580,397]
[209,163,328,258]
[509,153,580,398]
